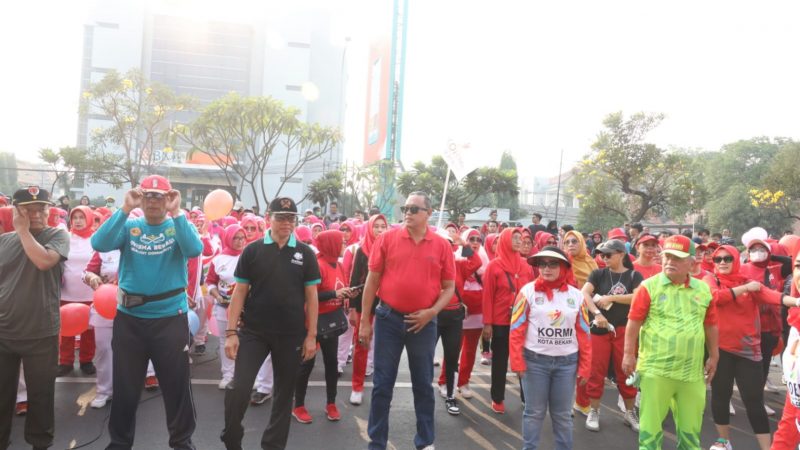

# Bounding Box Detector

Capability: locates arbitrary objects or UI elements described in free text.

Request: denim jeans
[368,303,437,450]
[521,349,578,450]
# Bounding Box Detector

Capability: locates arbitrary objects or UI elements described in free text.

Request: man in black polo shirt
[221,197,320,450]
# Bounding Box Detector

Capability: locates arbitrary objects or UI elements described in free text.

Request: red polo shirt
[368,226,456,313]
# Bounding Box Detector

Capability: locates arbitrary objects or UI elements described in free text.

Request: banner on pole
[442,139,480,181]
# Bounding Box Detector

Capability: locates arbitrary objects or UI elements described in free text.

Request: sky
[2,0,799,190]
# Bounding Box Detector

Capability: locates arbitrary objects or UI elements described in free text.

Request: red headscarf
[534,231,554,250]
[294,225,313,244]
[222,224,245,256]
[484,233,499,260]
[222,215,237,227]
[0,206,13,233]
[240,215,262,243]
[360,214,387,259]
[711,245,750,287]
[316,230,344,265]
[339,220,360,246]
[69,206,95,239]
[495,228,523,275]
[533,259,572,300]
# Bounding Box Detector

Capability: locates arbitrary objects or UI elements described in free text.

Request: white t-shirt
[61,235,95,302]
[519,283,583,356]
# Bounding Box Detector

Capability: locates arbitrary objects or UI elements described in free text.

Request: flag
[442,139,480,181]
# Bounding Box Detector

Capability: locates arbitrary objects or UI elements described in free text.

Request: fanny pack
[117,287,185,308]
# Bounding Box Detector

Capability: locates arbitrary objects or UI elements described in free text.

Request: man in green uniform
[622,235,719,450]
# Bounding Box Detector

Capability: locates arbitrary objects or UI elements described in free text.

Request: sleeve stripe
[234,277,249,284]
[304,278,322,286]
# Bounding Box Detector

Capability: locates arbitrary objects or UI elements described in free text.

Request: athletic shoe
[250,391,272,405]
[346,353,353,364]
[765,379,779,392]
[80,362,96,375]
[218,378,232,390]
[326,403,341,421]
[434,358,441,367]
[765,403,776,416]
[57,364,72,377]
[292,406,313,424]
[480,352,492,366]
[349,390,363,405]
[709,438,732,450]
[624,408,639,432]
[586,408,600,431]
[420,446,434,450]
[144,376,159,391]
[491,401,505,414]
[445,397,460,416]
[15,401,27,416]
[90,394,110,409]
[573,401,591,417]
[729,401,735,416]
[438,384,448,398]
[193,344,206,355]
[458,384,474,399]
[365,365,374,376]
[617,395,626,413]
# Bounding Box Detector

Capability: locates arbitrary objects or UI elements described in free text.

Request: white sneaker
[765,403,776,416]
[365,365,374,376]
[218,378,232,390]
[420,446,434,450]
[586,408,600,431]
[434,358,441,367]
[635,391,641,408]
[458,384,474,399]
[349,390,363,405]
[438,384,447,398]
[729,401,735,416]
[617,395,626,413]
[337,366,344,375]
[765,379,779,392]
[90,394,110,409]
[709,438,732,450]
[624,408,639,432]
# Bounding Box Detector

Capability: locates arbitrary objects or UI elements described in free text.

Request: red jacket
[482,259,534,325]
[447,247,482,311]
[741,261,784,335]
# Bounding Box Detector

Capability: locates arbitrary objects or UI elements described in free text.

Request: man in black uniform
[221,197,321,450]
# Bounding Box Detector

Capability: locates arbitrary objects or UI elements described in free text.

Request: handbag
[317,306,349,339]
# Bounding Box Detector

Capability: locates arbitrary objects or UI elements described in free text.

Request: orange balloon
[60,303,90,337]
[93,284,118,319]
[203,189,234,221]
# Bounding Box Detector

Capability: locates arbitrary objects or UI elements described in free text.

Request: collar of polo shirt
[658,272,692,288]
[264,230,297,247]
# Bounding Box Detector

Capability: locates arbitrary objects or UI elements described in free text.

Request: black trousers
[710,349,770,434]
[0,335,58,450]
[760,332,779,387]
[295,335,338,407]
[221,329,303,450]
[106,311,196,450]
[436,309,463,398]
[490,325,510,403]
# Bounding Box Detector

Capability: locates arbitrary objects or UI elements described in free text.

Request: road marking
[57,377,494,389]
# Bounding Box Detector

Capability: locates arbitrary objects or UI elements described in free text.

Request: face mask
[750,250,768,263]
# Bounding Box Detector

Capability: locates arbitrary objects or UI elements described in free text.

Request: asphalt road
[9,335,787,449]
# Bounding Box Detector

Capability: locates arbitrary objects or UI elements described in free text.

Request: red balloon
[93,284,118,319]
[60,303,90,337]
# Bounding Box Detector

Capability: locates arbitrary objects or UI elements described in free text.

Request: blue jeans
[521,349,578,450]
[368,303,437,450]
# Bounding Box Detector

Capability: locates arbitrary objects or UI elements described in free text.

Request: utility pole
[554,149,563,224]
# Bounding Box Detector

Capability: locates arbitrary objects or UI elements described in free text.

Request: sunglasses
[546,240,557,245]
[143,192,165,200]
[271,215,296,223]
[400,205,427,215]
[564,239,579,245]
[468,237,482,243]
[600,252,620,259]
[712,256,734,264]
[536,260,561,269]
[243,226,257,231]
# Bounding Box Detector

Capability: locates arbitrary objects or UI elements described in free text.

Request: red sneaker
[292,406,313,424]
[145,376,159,391]
[326,403,341,421]
[491,401,505,414]
[15,401,27,416]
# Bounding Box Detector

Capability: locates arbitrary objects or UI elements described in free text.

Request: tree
[173,93,341,210]
[572,174,627,232]
[0,152,17,196]
[396,156,518,218]
[495,151,521,219]
[572,111,704,223]
[38,147,100,195]
[302,170,342,211]
[80,69,193,188]
[750,140,800,223]
[343,160,398,215]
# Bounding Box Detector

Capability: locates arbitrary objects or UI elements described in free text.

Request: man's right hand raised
[122,188,143,214]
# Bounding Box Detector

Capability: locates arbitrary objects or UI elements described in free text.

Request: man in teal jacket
[92,175,203,450]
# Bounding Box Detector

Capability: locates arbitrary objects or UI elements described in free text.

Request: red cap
[139,175,171,194]
[662,235,695,258]
[636,234,658,246]
[607,227,628,241]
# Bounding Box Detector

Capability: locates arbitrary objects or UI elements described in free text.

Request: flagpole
[436,167,451,229]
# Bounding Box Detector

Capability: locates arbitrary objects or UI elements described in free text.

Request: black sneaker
[80,362,96,375]
[57,364,73,377]
[193,344,206,355]
[250,391,272,405]
[445,397,460,416]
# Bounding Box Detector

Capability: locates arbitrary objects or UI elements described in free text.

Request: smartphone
[350,284,365,290]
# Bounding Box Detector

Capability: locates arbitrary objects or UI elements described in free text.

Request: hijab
[240,215,262,243]
[294,225,313,244]
[360,214,386,259]
[460,228,489,275]
[534,259,572,300]
[69,206,95,239]
[316,230,344,265]
[712,245,751,287]
[222,224,245,256]
[563,230,597,287]
[339,220,360,246]
[495,228,523,276]
[484,233,499,260]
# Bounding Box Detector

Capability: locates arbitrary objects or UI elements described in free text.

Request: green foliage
[343,160,398,215]
[0,152,18,195]
[757,141,800,221]
[396,156,518,218]
[571,173,627,232]
[495,151,521,219]
[80,69,193,187]
[304,170,342,210]
[38,146,105,195]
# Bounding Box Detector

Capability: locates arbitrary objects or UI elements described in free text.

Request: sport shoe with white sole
[573,402,590,417]
[586,408,600,432]
[709,438,732,450]
[458,384,474,399]
[350,390,363,405]
[624,408,639,432]
[218,378,232,390]
[617,395,626,413]
[729,401,735,416]
[90,394,110,409]
[764,403,775,416]
[445,397,460,416]
[438,384,447,398]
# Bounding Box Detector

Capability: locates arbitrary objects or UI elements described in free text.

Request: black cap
[268,197,299,215]
[13,186,54,206]
[595,239,627,254]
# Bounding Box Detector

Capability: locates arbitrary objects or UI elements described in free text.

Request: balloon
[203,190,234,221]
[208,315,219,337]
[187,310,200,336]
[93,284,118,319]
[60,303,91,337]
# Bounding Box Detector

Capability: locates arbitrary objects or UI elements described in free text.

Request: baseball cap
[662,235,695,258]
[268,197,299,215]
[139,175,171,194]
[596,239,627,254]
[636,234,658,246]
[607,227,628,241]
[13,186,54,206]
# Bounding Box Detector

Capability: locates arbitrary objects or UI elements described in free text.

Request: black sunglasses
[400,205,427,215]
[600,252,619,259]
[713,256,734,264]
[536,260,561,269]
[468,237,482,243]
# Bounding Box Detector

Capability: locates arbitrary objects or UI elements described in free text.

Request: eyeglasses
[546,240,557,245]
[712,256,734,264]
[468,237,482,243]
[400,205,427,215]
[243,226,257,231]
[271,214,296,223]
[143,192,165,200]
[536,260,561,269]
[564,239,579,245]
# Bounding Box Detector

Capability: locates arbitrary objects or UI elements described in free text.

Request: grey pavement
[9,336,787,449]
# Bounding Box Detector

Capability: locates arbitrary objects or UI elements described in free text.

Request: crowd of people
[3,178,800,450]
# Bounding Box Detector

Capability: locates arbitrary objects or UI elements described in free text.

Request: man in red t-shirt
[358,192,456,450]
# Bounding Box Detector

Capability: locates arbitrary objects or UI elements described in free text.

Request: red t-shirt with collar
[368,226,456,314]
